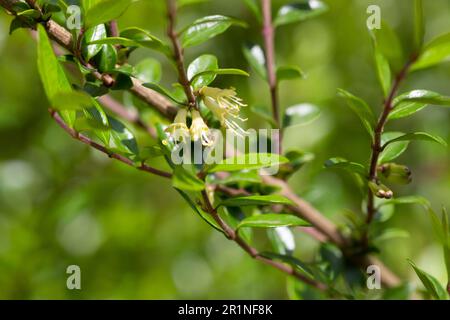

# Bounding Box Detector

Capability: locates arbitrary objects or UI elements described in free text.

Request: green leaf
[383,284,413,300]
[207,153,289,173]
[374,45,391,97]
[97,44,117,73]
[274,1,328,27]
[243,44,267,80]
[175,188,223,233]
[134,58,162,83]
[243,0,261,22]
[85,0,132,29]
[393,90,450,107]
[52,91,94,111]
[412,33,450,71]
[383,132,447,148]
[379,132,409,163]
[180,15,246,48]
[190,69,249,85]
[172,166,205,192]
[88,36,138,47]
[120,27,171,55]
[324,157,367,177]
[276,65,305,82]
[267,227,295,255]
[408,260,449,300]
[237,214,309,230]
[373,228,410,243]
[108,116,138,155]
[259,252,314,277]
[178,0,210,8]
[83,24,107,62]
[283,103,321,128]
[414,0,425,50]
[142,83,186,105]
[338,89,376,138]
[370,21,404,69]
[37,24,75,126]
[388,101,427,120]
[187,54,218,90]
[219,195,293,207]
[378,196,431,209]
[250,105,277,127]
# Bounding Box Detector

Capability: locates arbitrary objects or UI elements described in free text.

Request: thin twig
[364,55,418,242]
[201,190,328,291]
[167,0,196,109]
[261,0,282,152]
[49,108,172,179]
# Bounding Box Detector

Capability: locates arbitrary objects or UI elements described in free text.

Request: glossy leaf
[383,132,447,148]
[388,101,427,120]
[83,24,107,62]
[379,132,409,163]
[374,45,391,97]
[85,0,132,29]
[187,54,218,90]
[37,25,75,126]
[243,0,261,22]
[176,188,223,232]
[243,44,267,80]
[324,157,367,177]
[180,15,246,48]
[120,27,171,55]
[276,65,305,82]
[370,21,404,69]
[134,58,162,83]
[207,153,289,173]
[172,166,205,191]
[219,195,293,207]
[378,196,431,209]
[142,83,186,105]
[412,33,450,71]
[237,214,309,230]
[97,44,117,73]
[338,89,376,138]
[52,91,94,111]
[283,103,321,128]
[260,252,314,277]
[393,90,450,107]
[408,260,449,300]
[274,1,328,27]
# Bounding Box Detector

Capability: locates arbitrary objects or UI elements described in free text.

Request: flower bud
[368,181,394,199]
[378,163,412,185]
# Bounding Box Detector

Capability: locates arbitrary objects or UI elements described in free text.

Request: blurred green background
[0,0,449,299]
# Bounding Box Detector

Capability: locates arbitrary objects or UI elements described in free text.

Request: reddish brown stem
[200,190,327,291]
[49,109,172,179]
[364,55,418,244]
[167,0,196,109]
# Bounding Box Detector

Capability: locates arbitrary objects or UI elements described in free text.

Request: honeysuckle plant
[1,0,450,300]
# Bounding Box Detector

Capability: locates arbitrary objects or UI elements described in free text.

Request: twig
[364,55,418,242]
[48,108,172,179]
[166,0,196,109]
[201,190,328,291]
[261,0,282,152]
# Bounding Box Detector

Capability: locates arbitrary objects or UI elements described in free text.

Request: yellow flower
[190,110,213,147]
[199,86,247,135]
[163,109,190,145]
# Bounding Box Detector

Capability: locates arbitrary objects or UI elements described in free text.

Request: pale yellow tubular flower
[190,110,213,147]
[163,109,190,145]
[199,86,248,136]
